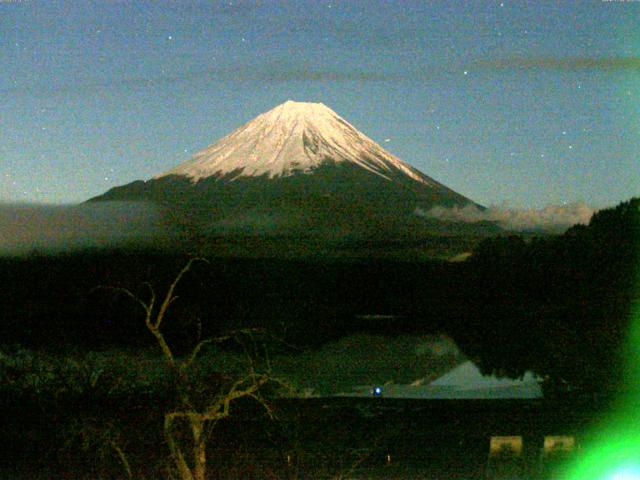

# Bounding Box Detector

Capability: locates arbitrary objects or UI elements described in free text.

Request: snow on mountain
[157,100,437,187]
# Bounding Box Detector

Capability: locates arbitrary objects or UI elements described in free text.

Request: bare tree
[115,258,273,480]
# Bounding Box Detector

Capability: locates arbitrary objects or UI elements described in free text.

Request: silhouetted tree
[114,259,274,480]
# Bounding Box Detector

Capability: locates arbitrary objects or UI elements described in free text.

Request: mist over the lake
[0,202,162,255]
[416,202,596,233]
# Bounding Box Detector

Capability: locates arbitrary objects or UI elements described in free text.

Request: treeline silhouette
[453,197,639,397]
[0,198,637,397]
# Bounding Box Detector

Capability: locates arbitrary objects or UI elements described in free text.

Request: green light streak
[560,236,640,477]
[559,296,640,478]
[560,433,640,479]
[557,5,640,473]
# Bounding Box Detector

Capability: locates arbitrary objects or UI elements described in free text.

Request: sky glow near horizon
[1,1,639,209]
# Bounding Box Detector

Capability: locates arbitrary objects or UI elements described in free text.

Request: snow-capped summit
[157,100,435,186]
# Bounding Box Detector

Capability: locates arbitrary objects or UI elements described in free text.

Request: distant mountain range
[90,101,491,242]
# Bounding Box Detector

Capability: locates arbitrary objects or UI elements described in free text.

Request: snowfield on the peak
[157,100,437,187]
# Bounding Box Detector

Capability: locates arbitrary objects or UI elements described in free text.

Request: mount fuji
[91,101,483,240]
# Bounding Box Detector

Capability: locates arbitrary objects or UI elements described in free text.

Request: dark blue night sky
[1,0,638,208]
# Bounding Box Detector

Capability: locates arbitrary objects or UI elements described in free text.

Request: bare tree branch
[155,258,207,330]
[111,257,273,480]
[100,257,278,480]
